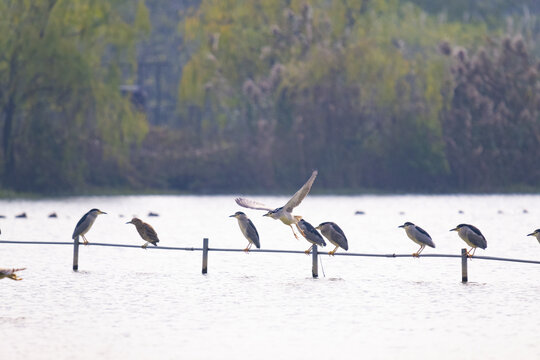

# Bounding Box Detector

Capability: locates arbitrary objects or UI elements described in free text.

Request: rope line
[1,240,539,264]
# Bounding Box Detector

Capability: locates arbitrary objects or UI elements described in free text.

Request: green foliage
[0,0,149,192]
[176,0,493,190]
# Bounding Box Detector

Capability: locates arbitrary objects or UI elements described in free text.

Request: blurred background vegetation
[0,0,538,195]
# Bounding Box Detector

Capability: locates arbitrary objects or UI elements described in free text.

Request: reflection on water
[0,195,539,359]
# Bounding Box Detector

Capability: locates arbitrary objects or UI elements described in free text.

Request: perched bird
[126,218,160,249]
[450,224,487,257]
[398,222,436,257]
[295,217,326,254]
[527,229,540,244]
[230,211,260,252]
[0,268,26,281]
[72,208,107,245]
[235,170,318,240]
[316,222,348,256]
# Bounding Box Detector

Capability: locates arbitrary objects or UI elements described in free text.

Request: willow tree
[0,0,149,192]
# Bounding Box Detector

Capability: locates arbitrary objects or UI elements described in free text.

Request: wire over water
[1,239,539,264]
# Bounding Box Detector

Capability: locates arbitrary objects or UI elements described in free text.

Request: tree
[0,0,149,191]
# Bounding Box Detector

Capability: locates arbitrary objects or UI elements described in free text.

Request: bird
[527,229,540,244]
[126,218,160,249]
[398,222,436,257]
[0,267,26,281]
[316,222,348,256]
[450,224,487,257]
[235,170,318,240]
[295,217,326,254]
[72,208,107,245]
[230,211,260,252]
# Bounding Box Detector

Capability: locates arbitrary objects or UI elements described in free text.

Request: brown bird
[0,268,26,281]
[126,218,160,249]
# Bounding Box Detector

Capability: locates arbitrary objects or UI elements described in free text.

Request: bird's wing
[143,223,160,243]
[235,198,273,211]
[284,170,318,212]
[246,218,260,248]
[72,211,90,239]
[416,226,435,248]
[468,224,484,238]
[330,223,349,250]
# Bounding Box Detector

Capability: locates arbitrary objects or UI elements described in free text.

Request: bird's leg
[468,247,476,258]
[329,245,339,256]
[414,245,425,257]
[142,242,149,249]
[244,243,251,252]
[81,235,89,245]
[304,245,313,255]
[9,274,22,281]
[295,223,307,238]
[289,225,300,240]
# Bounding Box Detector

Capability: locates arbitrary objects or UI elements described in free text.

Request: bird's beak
[315,225,320,230]
[449,227,457,232]
[229,214,236,218]
[100,211,107,215]
[398,225,405,228]
[263,213,270,217]
[126,221,132,224]
[527,232,535,237]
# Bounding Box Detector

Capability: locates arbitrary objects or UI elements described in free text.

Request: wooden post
[202,238,209,274]
[73,236,79,271]
[461,248,468,283]
[312,245,318,278]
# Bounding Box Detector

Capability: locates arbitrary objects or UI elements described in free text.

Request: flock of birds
[229,170,507,258]
[1,170,540,281]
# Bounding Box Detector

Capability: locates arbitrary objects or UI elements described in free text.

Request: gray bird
[235,170,318,240]
[0,267,26,281]
[450,224,487,257]
[295,217,326,254]
[126,218,160,249]
[72,208,107,245]
[316,222,348,256]
[527,229,540,244]
[398,222,436,257]
[230,211,260,252]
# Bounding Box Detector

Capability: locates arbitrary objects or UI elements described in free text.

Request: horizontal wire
[1,239,539,264]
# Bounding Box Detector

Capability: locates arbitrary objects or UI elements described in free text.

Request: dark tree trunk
[3,95,16,187]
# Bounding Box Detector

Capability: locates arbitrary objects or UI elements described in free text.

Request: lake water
[1,195,539,359]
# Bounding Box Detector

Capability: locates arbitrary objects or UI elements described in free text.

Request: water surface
[1,195,539,359]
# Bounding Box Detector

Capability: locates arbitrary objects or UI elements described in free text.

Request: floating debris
[15,212,27,218]
[148,212,159,217]
[523,209,528,214]
[48,212,58,218]
[0,215,5,218]
[0,267,26,281]
[354,210,365,215]
[458,210,464,214]
[497,210,503,214]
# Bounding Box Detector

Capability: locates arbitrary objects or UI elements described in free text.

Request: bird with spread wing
[235,170,318,240]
